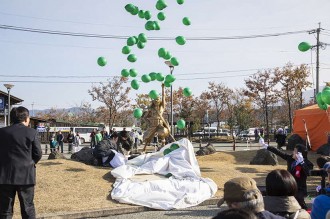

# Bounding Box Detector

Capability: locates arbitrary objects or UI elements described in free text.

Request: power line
[0,24,311,41]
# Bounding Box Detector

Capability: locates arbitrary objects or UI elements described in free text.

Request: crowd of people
[1,106,330,219]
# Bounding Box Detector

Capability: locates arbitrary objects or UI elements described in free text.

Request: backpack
[93,139,116,159]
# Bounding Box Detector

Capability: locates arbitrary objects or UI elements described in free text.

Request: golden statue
[142,83,175,151]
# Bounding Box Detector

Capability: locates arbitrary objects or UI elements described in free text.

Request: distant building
[0,90,23,127]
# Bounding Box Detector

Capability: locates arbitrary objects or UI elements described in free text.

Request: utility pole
[316,22,321,95]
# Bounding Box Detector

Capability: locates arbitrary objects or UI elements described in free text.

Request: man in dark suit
[0,106,42,219]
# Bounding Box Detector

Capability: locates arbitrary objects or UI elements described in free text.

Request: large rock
[70,147,99,166]
[287,134,305,151]
[196,143,216,156]
[250,149,278,165]
[48,151,66,160]
[317,144,330,156]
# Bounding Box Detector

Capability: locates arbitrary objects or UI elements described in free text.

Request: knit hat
[217,177,260,207]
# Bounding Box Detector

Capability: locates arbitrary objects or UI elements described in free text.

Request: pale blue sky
[1,0,330,110]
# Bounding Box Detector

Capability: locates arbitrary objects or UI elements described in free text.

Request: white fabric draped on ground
[111,138,217,210]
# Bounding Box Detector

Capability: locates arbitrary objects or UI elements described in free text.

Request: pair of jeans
[0,184,36,219]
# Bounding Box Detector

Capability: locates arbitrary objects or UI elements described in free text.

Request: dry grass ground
[12,149,322,218]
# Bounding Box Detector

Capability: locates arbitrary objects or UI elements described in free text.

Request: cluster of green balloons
[163,143,180,155]
[316,86,330,110]
[158,48,179,66]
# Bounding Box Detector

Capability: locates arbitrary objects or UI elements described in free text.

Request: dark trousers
[0,184,36,219]
[58,141,64,153]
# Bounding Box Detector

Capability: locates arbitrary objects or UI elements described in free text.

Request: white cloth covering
[111,138,217,210]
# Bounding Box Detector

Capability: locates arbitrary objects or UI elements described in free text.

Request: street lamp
[165,61,175,137]
[4,84,14,126]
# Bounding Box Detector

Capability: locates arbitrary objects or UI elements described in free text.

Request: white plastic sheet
[111,138,217,210]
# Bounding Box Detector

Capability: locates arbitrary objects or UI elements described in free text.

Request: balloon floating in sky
[145,21,156,31]
[156,73,165,81]
[138,10,145,19]
[133,108,143,118]
[164,81,172,87]
[183,87,192,97]
[298,42,312,52]
[127,37,137,46]
[164,51,172,60]
[137,41,146,49]
[97,57,107,67]
[129,69,138,77]
[131,80,140,90]
[127,54,137,62]
[144,11,152,20]
[158,48,167,58]
[156,0,167,10]
[138,33,147,43]
[182,17,191,26]
[165,74,176,83]
[177,0,184,5]
[176,36,186,45]
[149,72,157,81]
[141,74,151,83]
[157,12,166,21]
[177,119,186,130]
[170,57,179,66]
[154,21,161,30]
[125,4,135,13]
[149,90,159,99]
[122,46,131,54]
[121,69,130,77]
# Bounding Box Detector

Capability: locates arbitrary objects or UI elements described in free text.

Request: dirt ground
[12,149,322,218]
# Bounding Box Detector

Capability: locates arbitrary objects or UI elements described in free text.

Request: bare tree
[244,70,279,140]
[274,63,311,132]
[205,82,231,134]
[88,77,131,128]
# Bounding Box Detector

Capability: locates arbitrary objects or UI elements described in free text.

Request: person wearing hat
[217,177,285,219]
[311,162,330,219]
[260,138,313,210]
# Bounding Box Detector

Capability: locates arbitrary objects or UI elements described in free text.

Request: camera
[310,169,329,177]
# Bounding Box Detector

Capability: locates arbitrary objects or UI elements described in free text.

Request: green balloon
[121,69,130,77]
[131,80,140,90]
[164,81,172,87]
[149,72,157,81]
[157,12,166,21]
[164,51,172,60]
[133,108,143,118]
[122,46,131,55]
[183,87,192,97]
[177,119,186,130]
[131,6,139,15]
[127,37,137,46]
[154,21,161,30]
[97,57,107,67]
[163,148,172,155]
[137,41,145,49]
[165,74,175,83]
[298,42,312,52]
[182,17,191,26]
[145,21,155,31]
[170,57,179,66]
[170,143,180,150]
[158,48,167,58]
[175,36,186,45]
[125,4,135,13]
[156,73,164,81]
[321,87,330,104]
[144,11,152,20]
[138,10,145,19]
[177,0,184,4]
[138,33,147,43]
[149,90,159,99]
[156,0,167,10]
[141,74,151,83]
[127,54,137,62]
[129,69,138,77]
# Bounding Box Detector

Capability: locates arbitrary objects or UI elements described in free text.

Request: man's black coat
[0,123,42,185]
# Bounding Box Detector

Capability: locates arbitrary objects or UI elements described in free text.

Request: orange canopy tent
[293,104,330,151]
